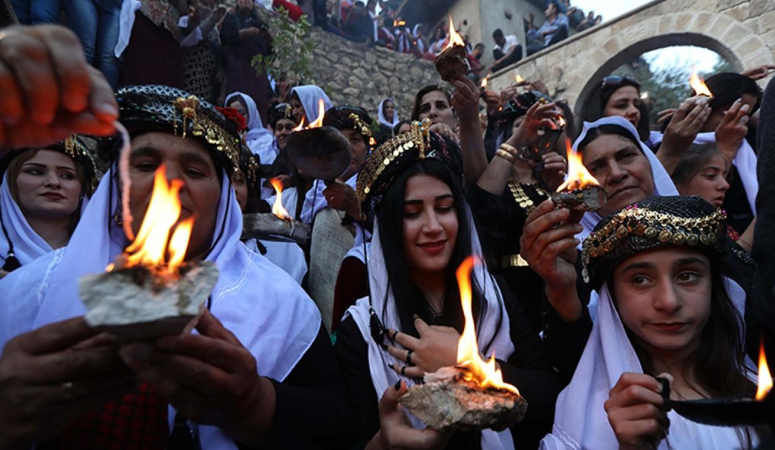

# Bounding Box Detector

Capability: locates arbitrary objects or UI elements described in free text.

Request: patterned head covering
[268,102,297,128]
[113,85,243,176]
[582,195,726,289]
[322,105,376,146]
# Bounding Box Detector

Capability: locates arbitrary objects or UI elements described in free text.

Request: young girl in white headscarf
[289,84,334,125]
[540,196,760,450]
[0,136,96,275]
[377,98,400,136]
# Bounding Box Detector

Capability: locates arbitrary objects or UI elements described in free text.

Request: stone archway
[488,1,775,117]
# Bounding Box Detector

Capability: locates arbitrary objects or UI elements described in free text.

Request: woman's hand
[449,74,480,124]
[429,122,459,144]
[715,98,750,159]
[520,200,583,321]
[604,373,670,450]
[323,180,360,220]
[661,97,711,155]
[386,317,460,378]
[539,151,566,191]
[0,25,118,149]
[483,90,501,117]
[120,310,275,447]
[0,318,133,449]
[506,101,559,148]
[366,381,450,450]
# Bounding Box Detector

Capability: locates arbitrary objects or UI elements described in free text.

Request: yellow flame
[515,74,525,84]
[456,256,519,395]
[757,339,773,401]
[690,67,713,97]
[480,77,488,89]
[557,139,600,192]
[393,19,405,27]
[557,116,566,128]
[444,15,465,49]
[308,99,327,128]
[270,178,291,220]
[122,165,193,273]
[293,117,306,132]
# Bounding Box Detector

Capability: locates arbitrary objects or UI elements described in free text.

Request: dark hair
[322,105,373,146]
[411,85,452,121]
[226,94,249,118]
[492,28,504,39]
[706,72,763,114]
[376,159,498,344]
[581,77,650,142]
[611,259,759,447]
[672,143,728,187]
[474,42,485,50]
[393,120,412,135]
[577,124,642,153]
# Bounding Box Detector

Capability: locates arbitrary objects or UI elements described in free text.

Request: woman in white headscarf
[335,123,581,450]
[0,85,355,449]
[377,98,400,137]
[540,195,759,450]
[289,84,334,125]
[0,136,96,276]
[225,91,276,165]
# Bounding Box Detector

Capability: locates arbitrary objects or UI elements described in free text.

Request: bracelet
[495,149,515,163]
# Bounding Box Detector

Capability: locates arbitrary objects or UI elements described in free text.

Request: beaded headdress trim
[172,95,241,174]
[356,118,431,203]
[581,205,726,283]
[63,135,98,190]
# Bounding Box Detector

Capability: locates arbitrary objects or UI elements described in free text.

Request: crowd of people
[1,3,775,449]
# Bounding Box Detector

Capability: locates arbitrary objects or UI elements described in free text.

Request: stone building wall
[307,27,442,122]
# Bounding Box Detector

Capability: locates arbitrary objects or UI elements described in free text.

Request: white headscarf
[0,170,89,268]
[0,165,322,450]
[290,85,334,124]
[345,209,516,450]
[224,92,277,166]
[540,281,756,450]
[573,116,679,245]
[377,98,400,130]
[693,132,758,215]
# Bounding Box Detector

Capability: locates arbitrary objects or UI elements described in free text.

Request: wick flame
[557,139,600,192]
[293,117,306,132]
[456,256,519,395]
[444,15,465,50]
[308,99,327,128]
[557,116,566,128]
[122,165,193,274]
[690,67,713,97]
[515,74,525,84]
[270,178,291,220]
[480,77,488,89]
[756,339,773,401]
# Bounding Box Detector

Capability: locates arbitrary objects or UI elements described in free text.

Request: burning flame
[557,116,566,128]
[444,15,465,50]
[456,256,519,395]
[690,67,713,97]
[269,178,291,220]
[122,165,193,274]
[756,339,773,401]
[393,19,405,27]
[293,117,306,132]
[515,74,525,84]
[557,139,600,192]
[480,77,488,89]
[308,99,327,128]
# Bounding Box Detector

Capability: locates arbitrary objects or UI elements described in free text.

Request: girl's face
[340,129,368,181]
[397,123,412,135]
[677,154,730,209]
[15,150,82,221]
[384,101,396,121]
[613,247,712,361]
[290,96,305,123]
[418,91,456,129]
[603,86,641,130]
[402,173,458,276]
[582,134,655,217]
[129,132,221,260]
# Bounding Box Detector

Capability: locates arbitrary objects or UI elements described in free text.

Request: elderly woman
[0,136,97,276]
[0,85,354,449]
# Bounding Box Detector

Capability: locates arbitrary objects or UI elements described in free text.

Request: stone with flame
[242,178,311,244]
[399,257,527,432]
[551,140,606,211]
[434,15,470,82]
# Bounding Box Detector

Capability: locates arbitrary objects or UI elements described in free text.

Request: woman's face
[613,247,712,360]
[233,169,248,211]
[129,132,222,260]
[677,154,730,209]
[397,123,412,135]
[418,91,456,129]
[290,96,305,123]
[603,86,641,130]
[383,101,395,121]
[702,93,758,132]
[229,100,248,121]
[15,149,82,221]
[340,129,368,180]
[402,173,458,276]
[582,134,655,217]
[274,118,296,150]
